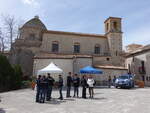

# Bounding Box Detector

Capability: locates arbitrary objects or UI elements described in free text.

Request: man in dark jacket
[73,74,80,97]
[66,72,72,98]
[46,73,55,101]
[108,76,112,88]
[81,75,88,99]
[36,75,41,102]
[58,75,63,100]
[39,75,48,103]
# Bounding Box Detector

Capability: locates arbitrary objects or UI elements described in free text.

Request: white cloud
[21,0,39,7]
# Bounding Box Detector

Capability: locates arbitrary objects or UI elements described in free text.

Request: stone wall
[93,56,112,65]
[33,58,73,85]
[73,58,92,74]
[41,33,109,55]
[125,51,150,86]
[33,58,127,85]
[20,27,43,41]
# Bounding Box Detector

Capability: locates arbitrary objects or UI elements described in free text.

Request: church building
[10,16,127,84]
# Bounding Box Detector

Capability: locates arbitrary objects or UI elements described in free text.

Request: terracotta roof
[126,44,150,57]
[94,65,127,70]
[126,43,143,48]
[43,30,106,38]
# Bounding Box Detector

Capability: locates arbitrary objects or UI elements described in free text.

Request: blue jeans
[47,86,52,100]
[59,86,63,99]
[108,81,111,88]
[36,87,40,102]
[66,86,71,97]
[74,87,79,97]
[39,89,47,103]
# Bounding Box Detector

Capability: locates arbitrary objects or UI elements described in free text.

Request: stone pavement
[0,87,150,113]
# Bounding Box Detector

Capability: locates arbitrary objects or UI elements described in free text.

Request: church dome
[22,16,47,30]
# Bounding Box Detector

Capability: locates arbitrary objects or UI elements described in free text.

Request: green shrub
[0,54,15,92]
[12,64,23,89]
[21,80,31,88]
[0,54,23,92]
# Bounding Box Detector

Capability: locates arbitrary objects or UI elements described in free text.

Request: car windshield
[119,76,129,79]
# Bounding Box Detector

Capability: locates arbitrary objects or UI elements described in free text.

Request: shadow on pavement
[0,108,6,113]
[64,98,75,101]
[91,97,107,100]
[94,92,104,95]
[116,87,139,90]
[73,97,107,100]
[45,98,67,105]
[94,86,110,89]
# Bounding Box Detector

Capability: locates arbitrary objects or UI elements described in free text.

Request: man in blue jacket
[39,75,48,103]
[36,75,41,103]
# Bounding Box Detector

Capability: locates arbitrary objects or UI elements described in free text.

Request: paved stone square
[0,87,150,113]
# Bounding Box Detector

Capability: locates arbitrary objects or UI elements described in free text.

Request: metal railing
[41,50,111,56]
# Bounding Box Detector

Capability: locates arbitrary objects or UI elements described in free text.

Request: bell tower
[105,17,123,66]
[105,17,122,33]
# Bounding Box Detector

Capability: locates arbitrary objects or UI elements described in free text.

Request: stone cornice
[42,30,106,38]
[104,17,122,23]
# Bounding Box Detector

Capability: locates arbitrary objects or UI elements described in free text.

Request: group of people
[35,72,95,103]
[66,72,95,99]
[108,75,117,88]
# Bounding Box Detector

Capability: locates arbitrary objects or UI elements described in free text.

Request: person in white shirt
[87,75,95,98]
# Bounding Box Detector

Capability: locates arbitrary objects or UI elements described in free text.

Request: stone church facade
[9,16,127,83]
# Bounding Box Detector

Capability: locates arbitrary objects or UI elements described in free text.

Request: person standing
[87,75,95,98]
[113,76,116,86]
[36,75,41,102]
[66,72,72,98]
[58,75,63,100]
[108,76,112,88]
[46,73,55,101]
[81,75,88,99]
[73,74,80,98]
[39,75,48,103]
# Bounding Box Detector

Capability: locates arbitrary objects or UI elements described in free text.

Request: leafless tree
[2,14,17,48]
[16,19,25,39]
[0,28,4,53]
[0,27,8,53]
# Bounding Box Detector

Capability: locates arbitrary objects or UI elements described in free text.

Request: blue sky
[0,0,150,48]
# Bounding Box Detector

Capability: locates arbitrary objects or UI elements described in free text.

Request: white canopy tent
[37,62,63,75]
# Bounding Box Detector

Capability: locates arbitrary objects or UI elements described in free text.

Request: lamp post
[73,55,77,75]
[33,60,37,77]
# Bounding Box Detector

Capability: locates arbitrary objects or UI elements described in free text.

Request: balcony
[40,50,111,57]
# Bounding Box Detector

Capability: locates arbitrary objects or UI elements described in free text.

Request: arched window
[52,41,59,52]
[106,23,109,31]
[29,33,35,40]
[74,42,80,53]
[116,51,118,56]
[94,44,100,54]
[113,21,117,30]
[128,64,131,74]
